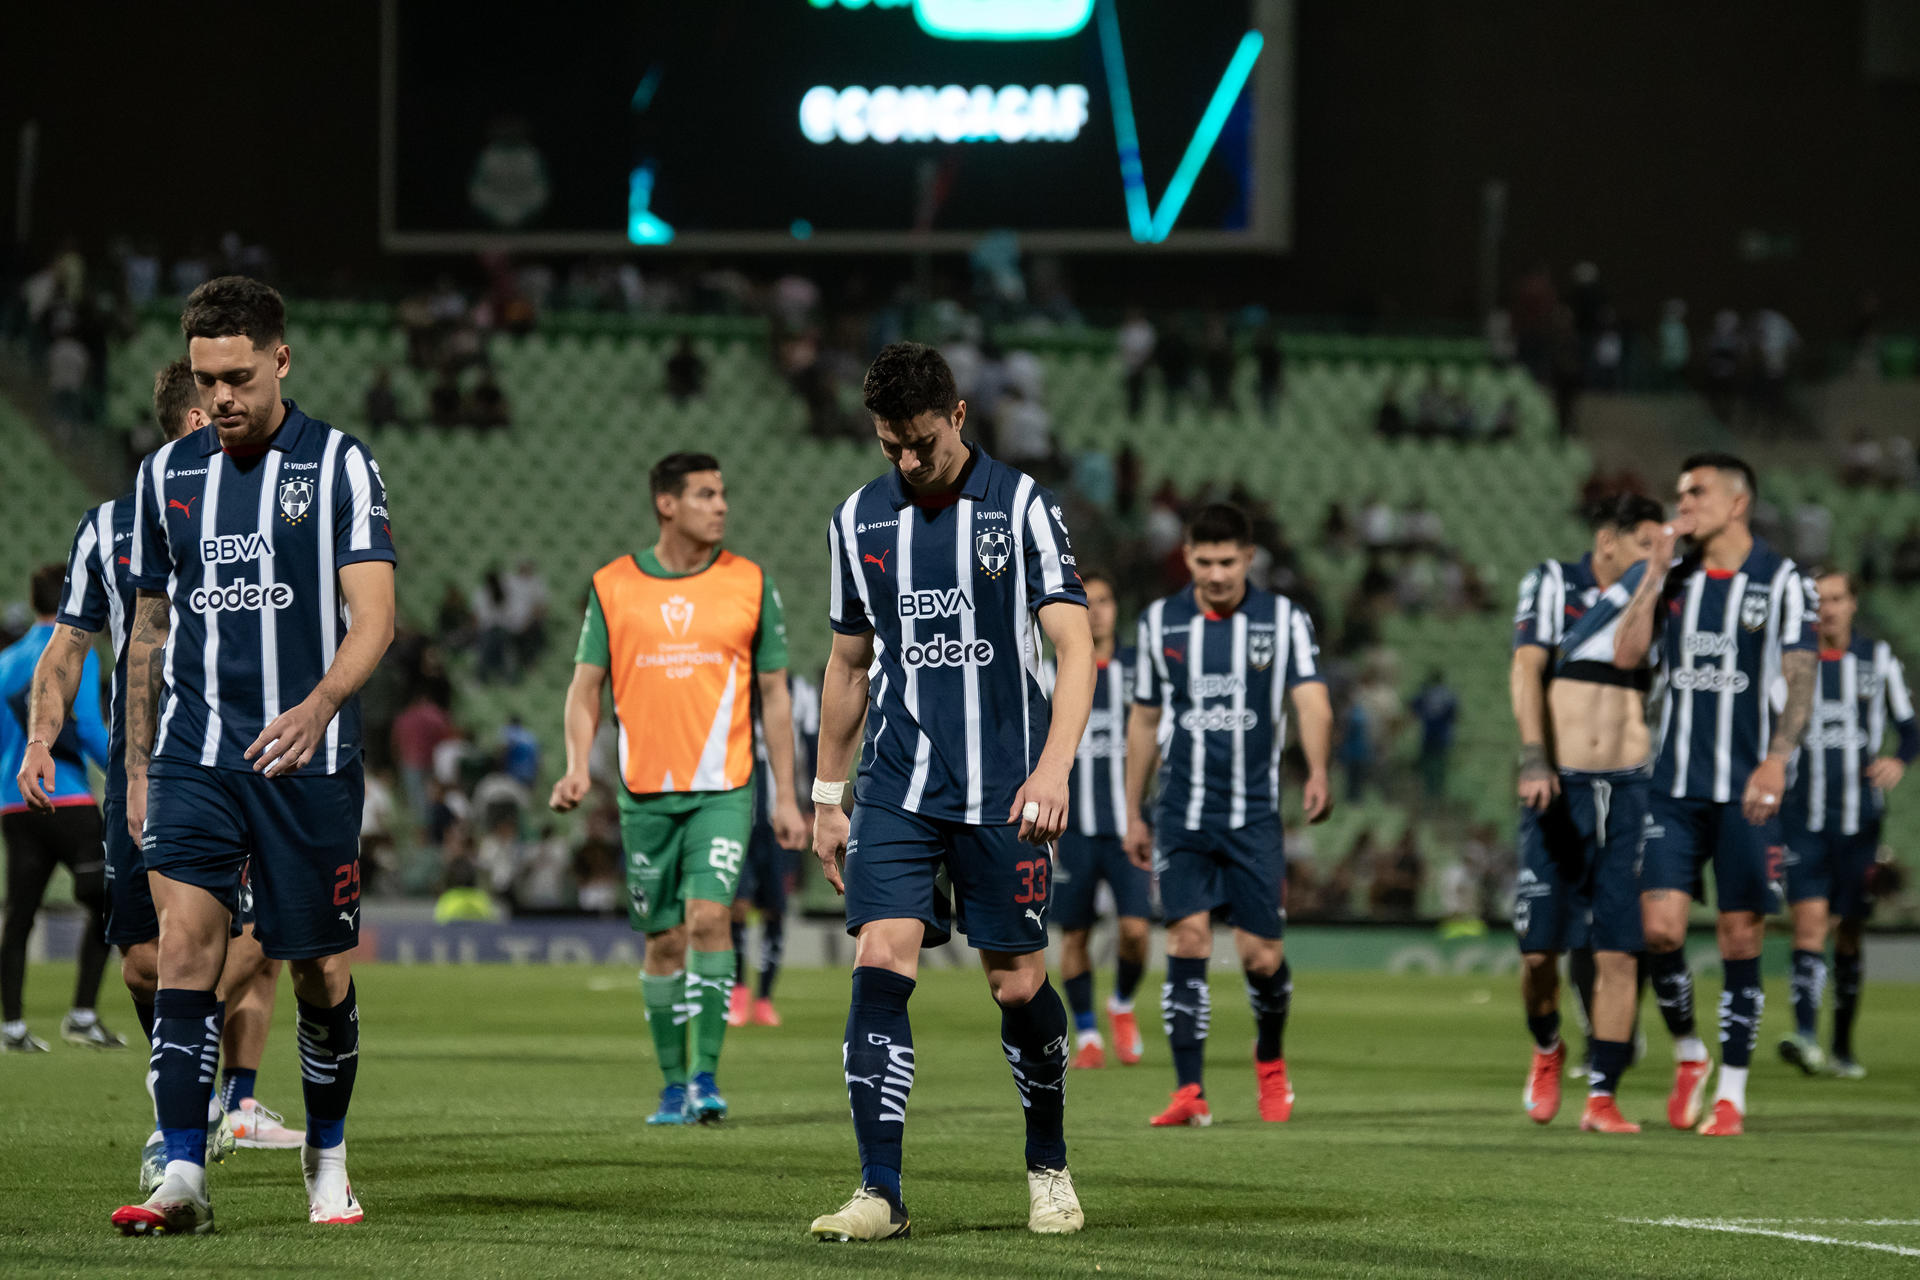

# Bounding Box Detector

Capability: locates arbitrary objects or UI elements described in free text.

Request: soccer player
[1123,503,1334,1128]
[1610,453,1817,1137]
[1508,494,1662,1126]
[1,564,117,1053]
[550,452,806,1125]
[1777,571,1914,1079]
[807,341,1092,1241]
[108,277,396,1232]
[728,672,820,1028]
[1056,569,1150,1070]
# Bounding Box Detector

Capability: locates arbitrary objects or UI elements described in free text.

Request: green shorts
[618,786,755,935]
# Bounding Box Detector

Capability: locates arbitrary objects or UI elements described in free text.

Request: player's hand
[126,771,148,845]
[1302,768,1333,824]
[1010,762,1069,845]
[1517,766,1560,812]
[549,770,592,812]
[772,799,808,851]
[812,804,850,895]
[245,695,332,778]
[1650,514,1697,569]
[15,741,58,813]
[1866,757,1907,791]
[1123,815,1154,871]
[1742,756,1787,826]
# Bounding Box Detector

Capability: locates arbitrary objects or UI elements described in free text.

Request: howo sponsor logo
[1669,667,1750,693]
[201,534,274,565]
[190,580,295,613]
[1191,674,1246,698]
[899,588,973,619]
[1684,632,1737,657]
[1179,707,1259,733]
[902,636,995,668]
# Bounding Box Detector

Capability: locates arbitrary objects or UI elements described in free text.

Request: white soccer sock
[2,1020,25,1038]
[1108,996,1134,1015]
[1675,1035,1708,1062]
[67,1007,97,1025]
[1717,1065,1748,1111]
[162,1159,208,1199]
[1075,1028,1103,1049]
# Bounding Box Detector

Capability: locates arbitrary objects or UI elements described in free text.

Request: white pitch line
[1715,1218,1920,1228]
[1623,1217,1920,1258]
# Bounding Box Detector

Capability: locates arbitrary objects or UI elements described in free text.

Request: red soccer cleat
[750,997,781,1027]
[1071,1041,1106,1070]
[1524,1042,1566,1124]
[1579,1095,1641,1134]
[1255,1057,1294,1122]
[1697,1098,1744,1137]
[1109,1008,1144,1065]
[1667,1058,1712,1130]
[1149,1083,1212,1127]
[726,985,750,1028]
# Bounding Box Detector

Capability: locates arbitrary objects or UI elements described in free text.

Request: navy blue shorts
[735,819,794,915]
[844,802,1048,954]
[1053,832,1152,931]
[102,797,157,948]
[1783,816,1879,919]
[1515,767,1647,954]
[1640,791,1784,916]
[1154,812,1285,940]
[144,758,364,961]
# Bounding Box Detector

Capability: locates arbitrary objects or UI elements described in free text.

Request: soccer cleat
[61,1014,127,1049]
[1578,1096,1641,1134]
[111,1174,213,1235]
[689,1072,728,1123]
[1829,1057,1867,1081]
[1667,1058,1712,1130]
[1697,1098,1744,1137]
[1255,1057,1294,1122]
[1109,1007,1144,1065]
[726,985,751,1028]
[231,1099,305,1149]
[1524,1042,1565,1124]
[207,1101,236,1165]
[646,1084,694,1126]
[751,997,782,1027]
[811,1188,910,1242]
[302,1143,364,1224]
[1,1026,49,1053]
[1777,1034,1827,1076]
[138,1132,166,1197]
[1027,1166,1084,1234]
[1149,1083,1212,1127]
[1071,1040,1106,1070]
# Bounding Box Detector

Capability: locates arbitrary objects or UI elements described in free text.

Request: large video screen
[383,0,1288,250]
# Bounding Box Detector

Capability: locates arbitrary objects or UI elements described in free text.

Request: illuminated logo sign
[809,0,1094,41]
[799,84,1089,145]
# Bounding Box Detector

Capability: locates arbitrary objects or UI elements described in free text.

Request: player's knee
[122,946,159,999]
[1165,915,1211,958]
[646,929,689,971]
[288,954,352,1006]
[988,967,1046,1008]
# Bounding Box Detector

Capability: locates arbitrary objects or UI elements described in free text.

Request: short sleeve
[1023,488,1086,611]
[54,511,109,632]
[1285,606,1324,688]
[335,443,398,569]
[1781,568,1817,653]
[1132,613,1161,706]
[127,457,173,591]
[828,507,871,635]
[1512,564,1550,651]
[574,587,611,667]
[755,571,791,672]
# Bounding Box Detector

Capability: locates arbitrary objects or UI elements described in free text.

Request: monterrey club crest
[660,594,696,638]
[1739,587,1770,632]
[278,478,314,524]
[975,530,1013,578]
[1248,629,1276,671]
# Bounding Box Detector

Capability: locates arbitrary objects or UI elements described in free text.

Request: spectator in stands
[501,716,541,789]
[1155,316,1195,418]
[1403,500,1444,550]
[1487,395,1519,442]
[1414,374,1447,439]
[994,383,1056,477]
[362,767,398,895]
[1251,323,1283,418]
[435,584,474,653]
[1792,501,1832,566]
[1360,495,1397,549]
[1202,313,1235,412]
[1376,382,1408,440]
[513,826,574,911]
[1589,306,1625,391]
[467,371,510,430]
[1369,831,1425,920]
[1657,299,1691,389]
[1118,307,1155,420]
[1751,307,1800,426]
[46,324,92,424]
[502,558,549,671]
[1408,669,1459,801]
[1893,521,1920,587]
[429,368,463,428]
[665,336,706,402]
[433,824,500,923]
[471,567,514,682]
[1703,309,1744,423]
[477,809,528,899]
[1338,698,1377,802]
[573,794,624,914]
[364,366,400,430]
[1842,432,1883,489]
[392,690,456,825]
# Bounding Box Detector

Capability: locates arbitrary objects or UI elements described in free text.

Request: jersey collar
[197,399,313,456]
[884,443,993,511]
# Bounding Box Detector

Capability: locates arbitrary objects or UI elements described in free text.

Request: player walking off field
[551,452,806,1126]
[106,278,395,1232]
[1124,503,1334,1128]
[1606,453,1817,1137]
[1777,571,1914,1079]
[808,342,1093,1241]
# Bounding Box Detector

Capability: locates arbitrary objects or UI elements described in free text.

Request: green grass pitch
[3,961,1917,1278]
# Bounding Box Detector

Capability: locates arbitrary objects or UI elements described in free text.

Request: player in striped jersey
[808,343,1091,1241]
[1609,453,1817,1137]
[1056,570,1150,1070]
[1777,571,1915,1078]
[728,672,821,1028]
[1124,504,1333,1129]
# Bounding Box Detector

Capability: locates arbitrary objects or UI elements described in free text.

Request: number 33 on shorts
[708,837,744,892]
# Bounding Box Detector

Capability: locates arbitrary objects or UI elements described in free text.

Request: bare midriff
[1548,679,1649,772]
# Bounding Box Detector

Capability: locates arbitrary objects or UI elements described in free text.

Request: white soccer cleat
[138,1132,166,1198]
[61,1014,128,1049]
[810,1188,910,1242]
[231,1099,305,1150]
[302,1143,365,1225]
[112,1172,213,1235]
[1027,1167,1084,1235]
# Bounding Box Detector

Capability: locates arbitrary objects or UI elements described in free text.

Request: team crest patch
[660,594,695,638]
[976,529,1013,578]
[278,478,314,524]
[1248,629,1276,670]
[1740,587,1770,632]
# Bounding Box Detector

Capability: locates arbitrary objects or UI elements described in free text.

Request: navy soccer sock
[1114,956,1145,1008]
[1588,1038,1633,1097]
[1718,957,1763,1069]
[1790,948,1826,1040]
[220,1066,257,1113]
[757,913,785,1000]
[731,921,747,986]
[1162,956,1210,1091]
[132,995,156,1046]
[1063,970,1097,1036]
[999,979,1070,1170]
[1246,961,1291,1062]
[1648,948,1697,1040]
[1832,950,1862,1060]
[296,981,360,1149]
[845,966,915,1209]
[151,988,222,1165]
[1526,1010,1561,1052]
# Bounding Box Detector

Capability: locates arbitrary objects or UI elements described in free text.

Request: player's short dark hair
[862,342,959,423]
[1584,492,1665,533]
[152,359,199,440]
[181,275,285,350]
[649,451,721,522]
[1186,503,1253,547]
[1813,567,1860,599]
[1679,451,1757,499]
[30,563,65,616]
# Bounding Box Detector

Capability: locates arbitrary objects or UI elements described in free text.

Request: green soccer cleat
[646,1084,694,1126]
[689,1072,728,1124]
[1778,1034,1827,1076]
[1829,1056,1868,1080]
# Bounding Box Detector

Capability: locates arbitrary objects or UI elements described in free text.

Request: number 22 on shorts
[709,837,744,889]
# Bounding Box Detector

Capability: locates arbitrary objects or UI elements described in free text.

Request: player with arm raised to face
[1777,571,1915,1079]
[107,278,396,1233]
[1123,504,1334,1129]
[808,342,1092,1242]
[1507,493,1663,1127]
[1611,452,1817,1137]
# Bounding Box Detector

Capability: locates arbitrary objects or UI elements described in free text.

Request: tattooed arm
[14,624,98,811]
[123,591,171,841]
[1743,648,1816,826]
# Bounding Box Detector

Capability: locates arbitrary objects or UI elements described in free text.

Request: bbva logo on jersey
[279,478,314,524]
[976,529,1013,578]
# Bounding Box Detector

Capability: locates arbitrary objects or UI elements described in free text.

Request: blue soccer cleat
[689,1072,728,1124]
[646,1084,694,1126]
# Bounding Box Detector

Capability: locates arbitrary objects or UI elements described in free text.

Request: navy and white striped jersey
[1513,554,1600,652]
[1133,585,1322,832]
[54,495,138,803]
[754,673,822,822]
[1785,634,1919,836]
[129,402,395,776]
[1069,647,1133,838]
[828,446,1084,824]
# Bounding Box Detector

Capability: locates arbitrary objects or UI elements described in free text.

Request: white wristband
[811,778,848,805]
